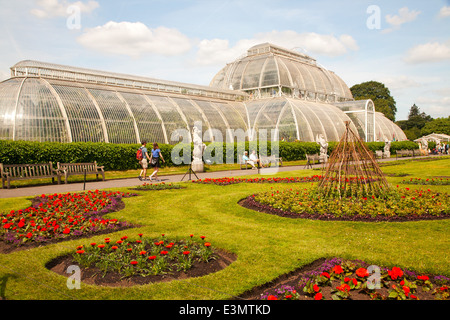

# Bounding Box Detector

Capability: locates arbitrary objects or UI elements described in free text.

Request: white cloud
[386,7,420,27]
[31,0,99,18]
[195,31,359,66]
[405,41,450,64]
[438,6,450,18]
[415,96,450,118]
[380,75,421,91]
[77,21,192,57]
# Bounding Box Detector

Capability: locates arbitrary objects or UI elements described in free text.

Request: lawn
[0,157,449,300]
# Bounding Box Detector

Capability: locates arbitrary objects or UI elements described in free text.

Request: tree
[396,104,433,140]
[350,81,397,121]
[420,117,450,136]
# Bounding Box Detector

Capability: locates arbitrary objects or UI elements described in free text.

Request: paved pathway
[0,155,439,199]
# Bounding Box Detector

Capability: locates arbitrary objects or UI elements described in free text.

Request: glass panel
[52,85,105,142]
[88,89,137,144]
[275,58,292,87]
[242,57,266,89]
[260,58,279,87]
[230,61,248,90]
[146,95,187,143]
[0,78,22,140]
[277,103,298,142]
[191,100,228,141]
[119,92,165,144]
[15,78,69,142]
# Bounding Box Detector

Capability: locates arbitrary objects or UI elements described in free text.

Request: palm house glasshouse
[0,43,407,144]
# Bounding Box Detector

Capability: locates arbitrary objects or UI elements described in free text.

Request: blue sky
[1,0,449,120]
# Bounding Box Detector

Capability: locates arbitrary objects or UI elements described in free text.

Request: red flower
[267,295,277,300]
[139,251,147,255]
[111,246,118,250]
[130,260,138,265]
[98,244,105,249]
[336,283,350,292]
[388,267,403,280]
[76,250,85,254]
[204,242,211,247]
[332,265,343,275]
[320,272,330,279]
[26,232,33,238]
[417,275,429,281]
[402,286,410,295]
[356,268,369,277]
[313,284,320,292]
[148,255,156,260]
[200,236,206,240]
[160,250,168,255]
[183,251,190,255]
[314,292,323,300]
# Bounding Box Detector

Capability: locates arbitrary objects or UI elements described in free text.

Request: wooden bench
[260,155,283,167]
[56,162,105,184]
[1,162,58,189]
[238,155,254,170]
[304,153,321,169]
[396,150,415,159]
[374,150,383,159]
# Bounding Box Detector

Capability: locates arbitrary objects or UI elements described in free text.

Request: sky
[0,0,449,121]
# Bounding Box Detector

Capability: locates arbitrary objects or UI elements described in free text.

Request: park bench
[238,155,254,170]
[56,162,105,184]
[260,155,283,167]
[396,150,415,159]
[374,150,383,159]
[0,162,58,189]
[304,153,321,169]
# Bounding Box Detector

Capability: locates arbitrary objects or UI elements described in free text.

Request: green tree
[420,117,450,136]
[350,81,397,121]
[396,104,433,140]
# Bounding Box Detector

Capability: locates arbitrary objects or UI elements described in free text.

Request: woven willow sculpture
[317,122,391,199]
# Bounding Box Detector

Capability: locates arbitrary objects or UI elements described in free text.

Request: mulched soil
[236,258,442,300]
[239,196,449,222]
[46,249,236,287]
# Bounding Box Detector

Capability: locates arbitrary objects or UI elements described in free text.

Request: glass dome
[210,43,353,102]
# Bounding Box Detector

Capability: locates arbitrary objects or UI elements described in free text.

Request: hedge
[0,140,419,171]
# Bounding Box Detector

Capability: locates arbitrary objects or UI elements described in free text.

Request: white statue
[192,125,206,172]
[316,134,328,163]
[384,138,391,158]
[419,138,428,156]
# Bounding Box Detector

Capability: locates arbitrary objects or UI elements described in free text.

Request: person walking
[149,142,165,181]
[138,141,150,181]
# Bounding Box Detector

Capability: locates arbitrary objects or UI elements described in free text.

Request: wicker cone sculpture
[317,121,391,199]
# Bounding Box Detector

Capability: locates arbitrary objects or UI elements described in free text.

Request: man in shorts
[138,141,150,181]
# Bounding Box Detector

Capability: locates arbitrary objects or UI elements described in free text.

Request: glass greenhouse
[0,43,407,144]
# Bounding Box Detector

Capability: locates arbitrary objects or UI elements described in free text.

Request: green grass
[0,158,449,300]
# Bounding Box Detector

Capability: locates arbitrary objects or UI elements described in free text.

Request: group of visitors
[242,150,265,169]
[138,141,165,181]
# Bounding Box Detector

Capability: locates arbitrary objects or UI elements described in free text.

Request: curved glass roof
[210,43,353,102]
[0,43,408,144]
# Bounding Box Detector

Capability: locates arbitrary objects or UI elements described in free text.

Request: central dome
[210,43,353,102]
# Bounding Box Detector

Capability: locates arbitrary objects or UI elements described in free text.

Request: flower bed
[0,190,136,249]
[131,182,185,191]
[242,186,449,221]
[192,176,324,186]
[241,258,449,300]
[402,177,450,185]
[48,233,236,286]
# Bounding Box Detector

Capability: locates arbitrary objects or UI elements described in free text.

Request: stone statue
[384,138,391,158]
[316,134,328,163]
[419,138,428,156]
[192,125,205,172]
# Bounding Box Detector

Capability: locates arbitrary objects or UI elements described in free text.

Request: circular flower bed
[0,190,136,251]
[48,233,236,286]
[242,185,449,221]
[401,177,450,185]
[131,182,185,191]
[240,258,449,300]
